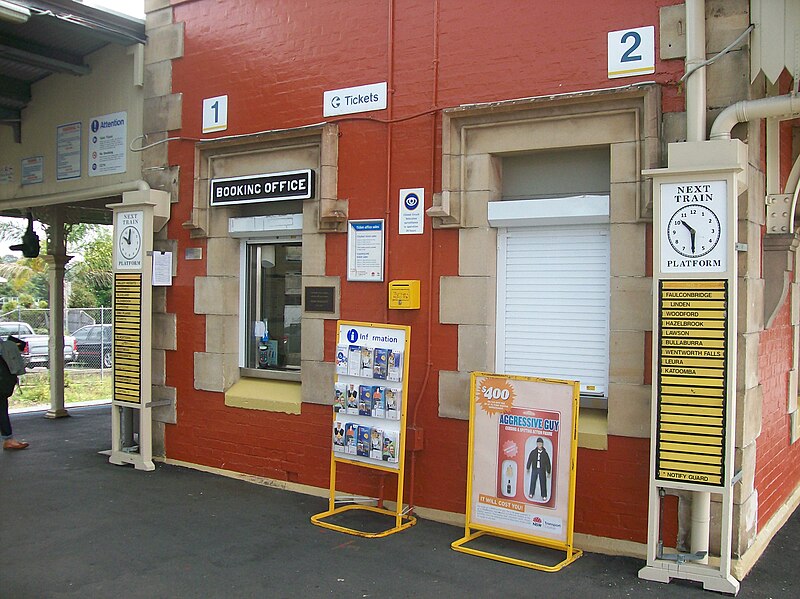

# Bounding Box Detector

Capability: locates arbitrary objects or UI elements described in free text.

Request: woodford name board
[210,169,315,206]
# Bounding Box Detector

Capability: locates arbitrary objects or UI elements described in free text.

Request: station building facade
[135,0,800,574]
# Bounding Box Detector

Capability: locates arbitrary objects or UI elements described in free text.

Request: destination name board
[656,280,728,486]
[113,273,142,404]
[210,169,314,206]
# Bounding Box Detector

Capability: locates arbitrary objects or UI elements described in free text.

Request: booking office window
[244,241,302,370]
[236,210,303,373]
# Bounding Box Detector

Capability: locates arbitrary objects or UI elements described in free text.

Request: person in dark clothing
[525,437,551,500]
[1,336,28,450]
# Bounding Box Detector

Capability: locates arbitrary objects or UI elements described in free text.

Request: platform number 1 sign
[608,26,655,79]
[202,95,228,134]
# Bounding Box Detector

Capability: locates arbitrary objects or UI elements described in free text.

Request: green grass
[9,370,112,410]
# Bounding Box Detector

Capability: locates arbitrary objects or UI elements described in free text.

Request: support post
[42,213,72,419]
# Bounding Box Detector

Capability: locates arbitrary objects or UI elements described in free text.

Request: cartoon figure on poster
[525,436,553,503]
[496,407,560,509]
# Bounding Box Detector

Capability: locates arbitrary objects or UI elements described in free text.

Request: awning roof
[0,0,145,141]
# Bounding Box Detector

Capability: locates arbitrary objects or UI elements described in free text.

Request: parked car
[73,324,113,368]
[0,321,77,368]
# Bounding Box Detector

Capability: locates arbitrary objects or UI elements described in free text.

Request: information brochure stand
[311,320,416,537]
[452,373,582,572]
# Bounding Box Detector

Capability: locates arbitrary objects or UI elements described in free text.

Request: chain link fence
[0,307,113,371]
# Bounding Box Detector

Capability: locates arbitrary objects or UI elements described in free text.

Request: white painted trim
[228,213,303,237]
[488,195,609,227]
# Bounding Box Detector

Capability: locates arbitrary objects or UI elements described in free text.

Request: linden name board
[210,169,315,206]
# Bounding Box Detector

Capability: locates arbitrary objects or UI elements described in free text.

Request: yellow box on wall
[389,280,420,309]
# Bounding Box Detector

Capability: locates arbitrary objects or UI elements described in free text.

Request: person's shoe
[3,439,29,450]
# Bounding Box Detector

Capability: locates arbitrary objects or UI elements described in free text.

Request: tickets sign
[656,280,728,486]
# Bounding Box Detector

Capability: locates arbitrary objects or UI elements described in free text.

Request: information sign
[347,219,385,282]
[21,156,43,185]
[56,122,82,180]
[656,280,728,486]
[89,111,127,176]
[399,188,425,235]
[0,165,13,183]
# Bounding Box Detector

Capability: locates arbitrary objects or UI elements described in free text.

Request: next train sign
[210,169,315,206]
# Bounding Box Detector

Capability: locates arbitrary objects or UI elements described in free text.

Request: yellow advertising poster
[467,373,579,545]
[656,280,728,486]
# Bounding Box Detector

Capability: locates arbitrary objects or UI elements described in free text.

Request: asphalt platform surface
[1,405,797,598]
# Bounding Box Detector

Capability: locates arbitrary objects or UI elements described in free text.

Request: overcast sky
[82,1,145,19]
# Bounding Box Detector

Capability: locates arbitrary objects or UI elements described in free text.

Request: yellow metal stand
[311,457,416,538]
[452,373,583,572]
[451,529,582,572]
[311,320,415,538]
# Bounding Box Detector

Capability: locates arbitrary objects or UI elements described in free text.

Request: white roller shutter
[496,223,610,397]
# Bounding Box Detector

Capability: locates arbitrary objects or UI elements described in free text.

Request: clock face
[119,225,141,260]
[666,204,721,258]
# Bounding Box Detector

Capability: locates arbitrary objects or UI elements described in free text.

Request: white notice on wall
[347,220,385,282]
[0,165,14,184]
[399,188,425,235]
[57,122,82,180]
[21,156,43,185]
[89,111,127,177]
[152,251,173,286]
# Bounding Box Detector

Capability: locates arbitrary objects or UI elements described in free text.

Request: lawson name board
[210,169,315,206]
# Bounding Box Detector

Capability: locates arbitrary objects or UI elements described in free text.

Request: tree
[68,283,98,308]
[0,218,113,308]
[67,231,113,307]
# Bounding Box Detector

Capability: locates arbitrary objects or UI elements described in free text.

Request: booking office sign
[639,141,745,595]
[452,372,582,572]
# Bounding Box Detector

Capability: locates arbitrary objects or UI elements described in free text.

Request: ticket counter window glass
[244,242,302,370]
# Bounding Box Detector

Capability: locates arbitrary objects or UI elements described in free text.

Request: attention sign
[656,280,728,486]
[113,273,142,404]
[210,169,314,206]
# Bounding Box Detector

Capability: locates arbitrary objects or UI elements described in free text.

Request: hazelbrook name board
[210,169,315,206]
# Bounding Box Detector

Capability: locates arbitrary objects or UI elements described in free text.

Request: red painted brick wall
[756,298,800,525]
[164,0,684,539]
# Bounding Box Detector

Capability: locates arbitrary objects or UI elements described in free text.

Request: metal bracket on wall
[766,194,792,234]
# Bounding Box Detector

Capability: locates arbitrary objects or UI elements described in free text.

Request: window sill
[240,367,301,382]
[225,378,301,414]
[578,408,608,450]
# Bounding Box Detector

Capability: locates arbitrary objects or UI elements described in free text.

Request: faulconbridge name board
[656,280,728,486]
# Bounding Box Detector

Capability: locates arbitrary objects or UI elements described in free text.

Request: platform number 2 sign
[608,26,654,79]
[202,95,228,134]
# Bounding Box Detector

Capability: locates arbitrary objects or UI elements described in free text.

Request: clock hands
[124,229,132,245]
[680,219,697,254]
